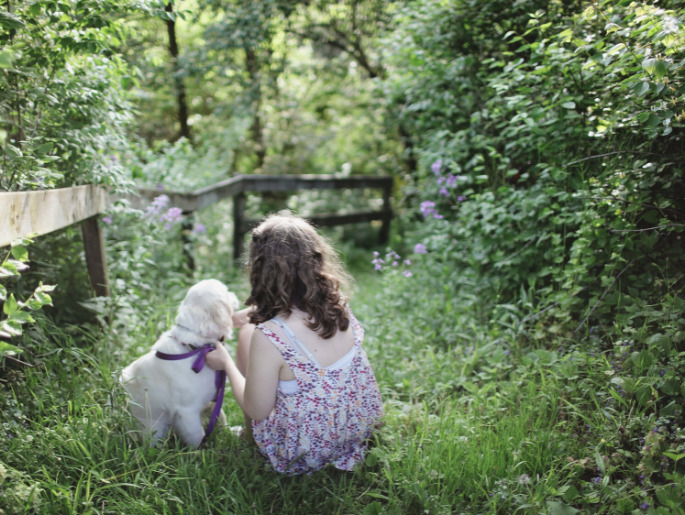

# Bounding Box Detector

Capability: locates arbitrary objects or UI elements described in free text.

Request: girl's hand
[232,308,253,329]
[206,342,232,371]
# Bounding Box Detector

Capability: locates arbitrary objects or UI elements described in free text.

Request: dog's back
[120,279,238,447]
[120,332,219,446]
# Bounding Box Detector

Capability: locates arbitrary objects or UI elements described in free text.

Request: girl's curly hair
[245,212,352,339]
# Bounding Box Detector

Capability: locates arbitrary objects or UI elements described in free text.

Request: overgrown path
[0,264,677,513]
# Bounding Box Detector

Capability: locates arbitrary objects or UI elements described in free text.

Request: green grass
[1,263,683,514]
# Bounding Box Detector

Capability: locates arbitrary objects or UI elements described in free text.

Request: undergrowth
[1,242,683,514]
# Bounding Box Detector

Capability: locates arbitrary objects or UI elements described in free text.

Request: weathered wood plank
[237,174,393,193]
[115,175,393,213]
[193,176,244,211]
[0,185,107,247]
[114,187,199,213]
[239,209,393,234]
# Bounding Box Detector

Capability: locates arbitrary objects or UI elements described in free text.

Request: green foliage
[381,0,685,332]
[0,0,138,192]
[367,1,685,510]
[0,238,54,354]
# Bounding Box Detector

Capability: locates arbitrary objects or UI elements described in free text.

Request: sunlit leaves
[0,0,137,191]
[0,239,55,346]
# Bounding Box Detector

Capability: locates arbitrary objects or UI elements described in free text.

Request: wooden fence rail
[0,185,111,297]
[1,174,393,297]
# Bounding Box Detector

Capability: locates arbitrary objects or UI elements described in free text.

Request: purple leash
[155,343,226,443]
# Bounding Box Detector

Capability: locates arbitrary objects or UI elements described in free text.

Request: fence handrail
[121,174,393,213]
[1,174,394,297]
[0,185,107,248]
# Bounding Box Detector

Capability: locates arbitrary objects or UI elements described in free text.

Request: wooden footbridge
[0,174,393,297]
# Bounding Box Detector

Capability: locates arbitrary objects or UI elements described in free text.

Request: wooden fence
[1,174,393,297]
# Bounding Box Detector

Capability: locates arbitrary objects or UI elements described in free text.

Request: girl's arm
[206,329,280,422]
[243,329,281,421]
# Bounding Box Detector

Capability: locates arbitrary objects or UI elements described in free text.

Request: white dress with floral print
[251,312,383,475]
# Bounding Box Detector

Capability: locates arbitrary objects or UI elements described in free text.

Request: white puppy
[120,279,239,448]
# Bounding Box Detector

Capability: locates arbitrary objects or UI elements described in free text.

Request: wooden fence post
[232,192,246,262]
[81,216,110,297]
[379,181,392,244]
[181,215,196,272]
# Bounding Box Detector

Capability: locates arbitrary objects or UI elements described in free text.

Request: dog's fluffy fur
[120,279,239,447]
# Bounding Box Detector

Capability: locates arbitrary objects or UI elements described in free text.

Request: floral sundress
[251,312,383,475]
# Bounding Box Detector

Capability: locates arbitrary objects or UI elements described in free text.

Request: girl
[207,212,383,474]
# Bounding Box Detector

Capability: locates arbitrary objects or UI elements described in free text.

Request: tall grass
[1,247,681,514]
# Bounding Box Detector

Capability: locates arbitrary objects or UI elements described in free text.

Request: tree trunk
[245,46,265,170]
[165,1,191,142]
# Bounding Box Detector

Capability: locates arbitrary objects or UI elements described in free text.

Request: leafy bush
[0,0,137,192]
[370,1,685,510]
[0,239,54,356]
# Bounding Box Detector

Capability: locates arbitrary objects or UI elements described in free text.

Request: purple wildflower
[431,159,442,177]
[420,201,434,218]
[145,194,170,219]
[439,187,449,196]
[192,223,206,234]
[414,243,428,254]
[402,270,412,278]
[457,195,466,202]
[102,216,112,225]
[372,251,385,272]
[446,174,458,187]
[640,502,649,510]
[161,207,183,229]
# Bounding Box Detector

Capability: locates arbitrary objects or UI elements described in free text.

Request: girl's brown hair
[245,212,352,339]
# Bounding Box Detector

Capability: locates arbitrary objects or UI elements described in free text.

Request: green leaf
[33,289,53,306]
[35,143,54,155]
[561,102,576,109]
[9,310,34,324]
[36,283,57,293]
[606,43,624,55]
[0,50,14,69]
[10,245,28,262]
[1,259,29,274]
[663,451,685,462]
[0,340,22,357]
[547,501,580,515]
[642,58,668,79]
[3,294,18,316]
[632,80,650,97]
[562,485,579,502]
[0,11,25,30]
[0,320,22,338]
[653,60,668,80]
[4,144,23,158]
[0,263,18,277]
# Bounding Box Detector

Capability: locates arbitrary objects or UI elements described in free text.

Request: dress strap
[271,316,322,368]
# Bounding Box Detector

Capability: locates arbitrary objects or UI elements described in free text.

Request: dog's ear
[219,291,240,337]
[227,292,240,315]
